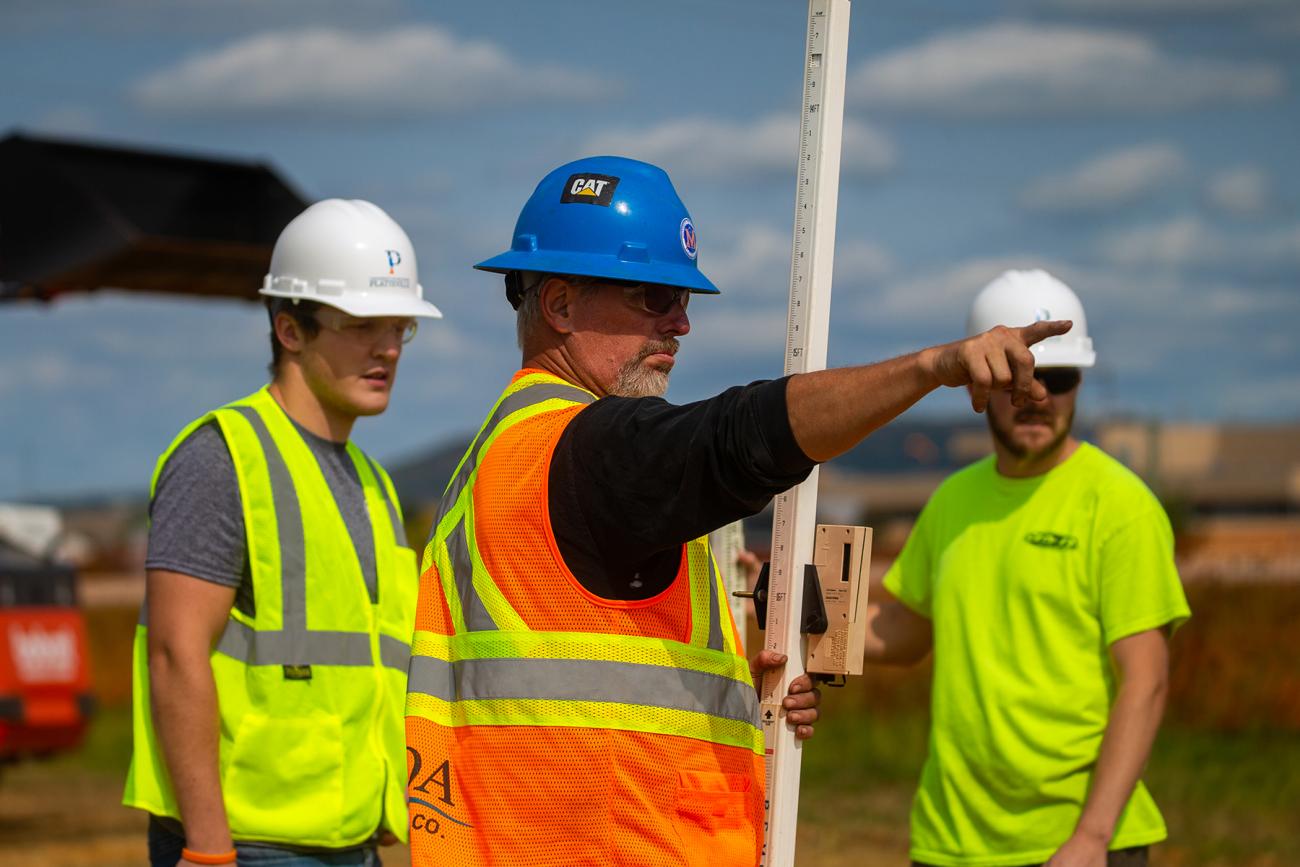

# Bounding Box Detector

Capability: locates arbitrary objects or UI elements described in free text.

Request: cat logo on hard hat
[680,218,697,260]
[561,174,620,207]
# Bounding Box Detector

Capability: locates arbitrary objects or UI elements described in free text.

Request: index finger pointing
[1018,319,1072,348]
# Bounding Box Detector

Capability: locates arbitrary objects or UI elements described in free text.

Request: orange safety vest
[405,369,764,867]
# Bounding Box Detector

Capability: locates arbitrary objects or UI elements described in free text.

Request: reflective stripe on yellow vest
[122,387,418,847]
[406,372,761,753]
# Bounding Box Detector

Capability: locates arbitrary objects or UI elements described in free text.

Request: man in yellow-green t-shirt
[870,270,1191,867]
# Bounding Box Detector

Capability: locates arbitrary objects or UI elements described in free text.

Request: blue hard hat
[475,156,719,295]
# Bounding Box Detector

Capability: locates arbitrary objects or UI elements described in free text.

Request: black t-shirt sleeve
[548,377,815,597]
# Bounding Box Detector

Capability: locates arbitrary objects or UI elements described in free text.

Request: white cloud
[1196,283,1296,315]
[585,113,895,180]
[859,255,1233,325]
[0,353,116,398]
[1262,10,1300,36]
[132,26,613,117]
[1020,142,1186,213]
[1258,333,1297,361]
[701,223,893,301]
[689,307,787,356]
[1227,224,1300,264]
[1206,166,1271,217]
[1098,216,1300,269]
[869,255,1078,321]
[855,252,1298,334]
[835,239,895,287]
[29,105,100,136]
[849,254,1299,385]
[850,22,1283,116]
[684,224,894,369]
[1099,218,1218,267]
[703,224,791,298]
[1048,0,1288,13]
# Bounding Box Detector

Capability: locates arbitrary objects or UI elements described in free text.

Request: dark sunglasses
[1035,368,1081,395]
[601,278,691,316]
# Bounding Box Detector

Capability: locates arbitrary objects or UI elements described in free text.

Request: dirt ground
[0,763,147,867]
[3,709,1296,867]
[0,759,907,867]
[5,581,1296,866]
[4,758,1291,867]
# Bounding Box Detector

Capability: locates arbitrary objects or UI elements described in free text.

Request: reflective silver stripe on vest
[380,634,412,673]
[437,382,596,523]
[445,517,497,632]
[408,655,760,726]
[408,654,456,701]
[706,555,725,652]
[219,406,378,668]
[216,618,374,666]
[431,381,595,633]
[232,406,308,633]
[359,454,399,605]
[216,615,410,673]
[366,455,405,547]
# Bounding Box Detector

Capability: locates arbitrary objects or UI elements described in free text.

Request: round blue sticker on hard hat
[680,218,697,260]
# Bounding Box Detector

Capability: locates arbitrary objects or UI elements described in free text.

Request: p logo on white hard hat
[260,199,442,320]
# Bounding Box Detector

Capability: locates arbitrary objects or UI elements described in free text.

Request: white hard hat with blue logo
[260,199,442,319]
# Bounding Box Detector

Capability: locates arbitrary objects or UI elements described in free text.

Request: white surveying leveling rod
[754,1,857,864]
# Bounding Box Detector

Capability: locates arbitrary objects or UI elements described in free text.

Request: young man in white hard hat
[863,269,1191,867]
[403,158,1071,867]
[123,199,443,867]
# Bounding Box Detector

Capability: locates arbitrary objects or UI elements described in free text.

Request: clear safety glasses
[315,309,419,345]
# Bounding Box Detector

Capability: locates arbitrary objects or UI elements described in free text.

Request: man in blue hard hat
[404,156,1071,867]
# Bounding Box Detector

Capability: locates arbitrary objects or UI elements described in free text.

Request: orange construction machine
[0,514,94,762]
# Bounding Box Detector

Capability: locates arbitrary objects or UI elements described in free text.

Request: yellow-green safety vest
[123,387,418,848]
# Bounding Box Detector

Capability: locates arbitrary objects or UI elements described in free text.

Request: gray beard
[611,360,670,398]
[609,339,678,398]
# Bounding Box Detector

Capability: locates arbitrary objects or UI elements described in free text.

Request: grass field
[4,700,1296,866]
[796,692,1300,866]
[4,581,1297,865]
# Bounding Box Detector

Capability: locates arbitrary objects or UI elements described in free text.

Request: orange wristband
[181,848,237,865]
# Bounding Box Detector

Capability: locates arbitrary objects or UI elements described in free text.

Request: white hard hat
[966,269,1095,368]
[260,199,443,319]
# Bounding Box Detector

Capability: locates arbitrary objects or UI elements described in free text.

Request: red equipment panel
[0,608,94,758]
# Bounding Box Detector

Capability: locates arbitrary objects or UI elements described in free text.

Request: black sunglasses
[601,278,691,316]
[1035,368,1081,395]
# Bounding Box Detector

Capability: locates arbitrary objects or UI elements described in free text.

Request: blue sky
[2,0,1298,500]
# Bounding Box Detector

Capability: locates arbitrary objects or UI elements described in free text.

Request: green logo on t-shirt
[1024,531,1079,550]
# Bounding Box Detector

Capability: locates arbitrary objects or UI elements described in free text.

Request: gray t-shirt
[146,417,405,610]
